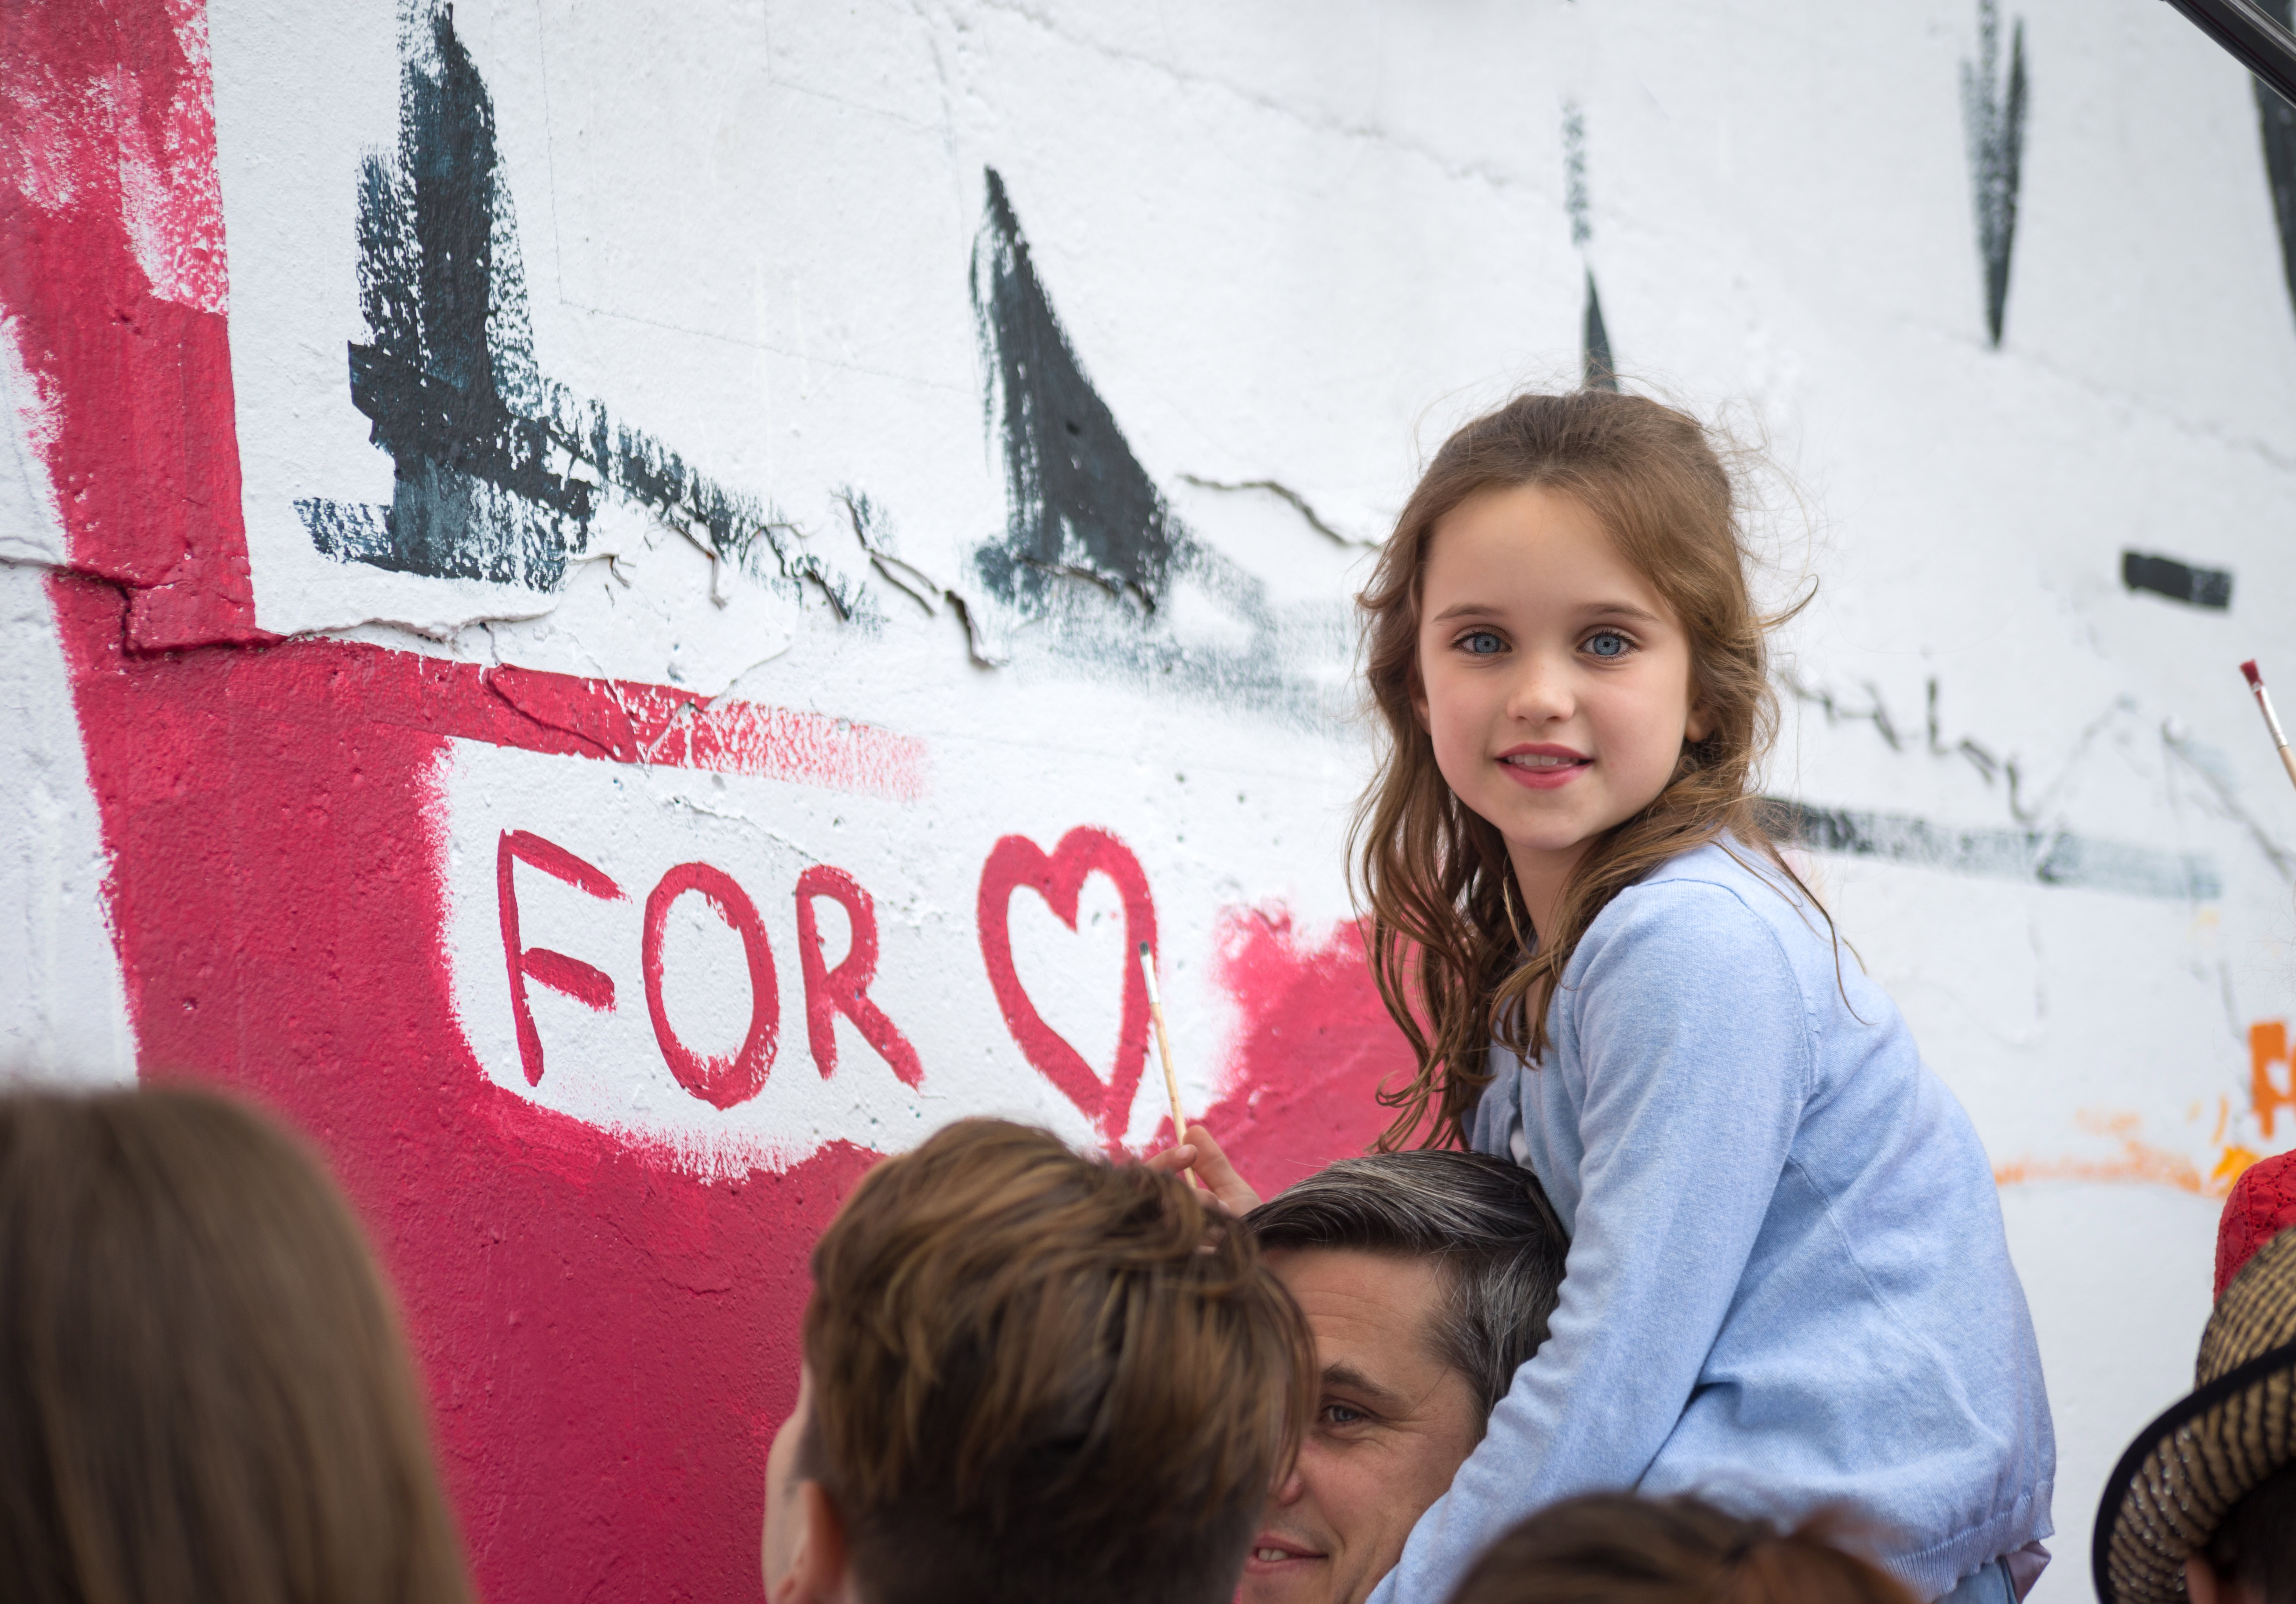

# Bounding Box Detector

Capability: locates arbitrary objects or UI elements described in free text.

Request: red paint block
[1200,904,1418,1199]
[50,571,877,1604]
[0,0,262,649]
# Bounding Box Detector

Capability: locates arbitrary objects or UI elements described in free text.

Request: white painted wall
[11,0,2296,1594]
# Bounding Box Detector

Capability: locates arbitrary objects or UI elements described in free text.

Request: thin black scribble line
[1177,474,1375,548]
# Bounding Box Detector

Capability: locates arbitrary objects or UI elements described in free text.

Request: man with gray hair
[1238,1152,1568,1604]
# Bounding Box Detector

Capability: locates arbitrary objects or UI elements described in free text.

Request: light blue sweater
[1365,840,2053,1604]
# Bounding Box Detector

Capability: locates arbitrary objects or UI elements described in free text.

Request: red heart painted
[976,827,1158,1137]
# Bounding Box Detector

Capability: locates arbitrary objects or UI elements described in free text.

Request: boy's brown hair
[1447,1493,1918,1604]
[799,1117,1315,1604]
[0,1086,471,1604]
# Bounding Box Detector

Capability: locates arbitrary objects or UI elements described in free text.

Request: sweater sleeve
[1367,882,1814,1604]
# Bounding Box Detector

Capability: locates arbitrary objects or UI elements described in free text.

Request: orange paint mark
[1994,1107,2212,1194]
[2214,1146,2262,1190]
[2253,1021,2294,1139]
[1994,1149,2206,1193]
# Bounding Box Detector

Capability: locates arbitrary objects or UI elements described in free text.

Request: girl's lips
[1497,747,1590,791]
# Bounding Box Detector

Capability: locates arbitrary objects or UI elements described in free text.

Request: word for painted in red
[498,825,1159,1133]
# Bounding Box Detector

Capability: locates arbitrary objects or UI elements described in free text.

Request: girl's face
[1413,483,1707,893]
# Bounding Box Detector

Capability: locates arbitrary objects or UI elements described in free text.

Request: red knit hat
[2216,1151,2296,1298]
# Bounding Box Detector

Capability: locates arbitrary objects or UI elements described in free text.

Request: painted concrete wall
[4,0,2293,1597]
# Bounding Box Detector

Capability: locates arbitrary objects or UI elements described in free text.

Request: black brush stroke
[1582,271,1618,392]
[957,169,1365,726]
[2256,0,2296,328]
[1961,0,2028,347]
[2122,550,2234,609]
[305,5,846,609]
[968,167,1186,612]
[1761,798,2221,901]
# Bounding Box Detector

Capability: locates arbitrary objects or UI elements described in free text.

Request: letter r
[795,865,922,1087]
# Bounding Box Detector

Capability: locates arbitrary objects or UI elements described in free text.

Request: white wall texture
[10,0,2296,1597]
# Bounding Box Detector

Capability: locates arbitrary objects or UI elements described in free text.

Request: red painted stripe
[485,663,925,799]
[0,0,265,649]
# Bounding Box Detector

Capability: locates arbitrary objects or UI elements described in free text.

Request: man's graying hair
[1244,1152,1569,1417]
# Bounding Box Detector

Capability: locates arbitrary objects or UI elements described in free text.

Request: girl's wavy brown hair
[1354,388,1818,1150]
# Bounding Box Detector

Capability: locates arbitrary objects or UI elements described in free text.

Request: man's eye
[1458,631,1504,656]
[1321,1403,1369,1428]
[1584,631,1631,659]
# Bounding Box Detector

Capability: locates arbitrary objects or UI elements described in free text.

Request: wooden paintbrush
[2242,660,2296,794]
[1137,941,1197,1183]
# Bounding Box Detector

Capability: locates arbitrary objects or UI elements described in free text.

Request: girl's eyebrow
[1428,600,1662,625]
[1581,602,1662,624]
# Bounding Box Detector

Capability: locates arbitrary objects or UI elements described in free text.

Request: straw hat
[2093,1218,2296,1603]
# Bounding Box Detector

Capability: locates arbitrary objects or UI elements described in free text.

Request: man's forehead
[1267,1246,1451,1381]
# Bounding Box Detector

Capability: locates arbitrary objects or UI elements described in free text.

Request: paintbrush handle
[1149,999,1185,1126]
[2256,684,2296,795]
[1147,1001,1199,1188]
[1139,945,1199,1185]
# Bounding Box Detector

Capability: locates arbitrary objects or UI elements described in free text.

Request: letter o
[641,862,778,1109]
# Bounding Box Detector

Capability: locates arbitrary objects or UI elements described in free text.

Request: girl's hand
[1146,1124,1263,1216]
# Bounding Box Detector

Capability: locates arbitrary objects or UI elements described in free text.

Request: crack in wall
[835,489,1005,668]
[968,0,1545,198]
[1176,474,1375,548]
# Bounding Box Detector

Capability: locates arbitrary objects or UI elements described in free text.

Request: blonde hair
[1354,389,1818,1150]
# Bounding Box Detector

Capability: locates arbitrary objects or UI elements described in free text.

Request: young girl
[1175,390,2053,1603]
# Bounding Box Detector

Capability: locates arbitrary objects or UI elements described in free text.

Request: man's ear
[767,1482,854,1604]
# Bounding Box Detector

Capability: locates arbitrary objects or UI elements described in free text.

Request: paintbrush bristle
[2244,659,2263,687]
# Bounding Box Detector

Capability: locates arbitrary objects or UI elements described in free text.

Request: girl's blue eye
[1461,631,1504,656]
[1585,631,1630,659]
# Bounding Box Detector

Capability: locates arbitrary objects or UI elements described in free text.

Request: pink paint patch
[1197,904,1418,1199]
[0,0,258,647]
